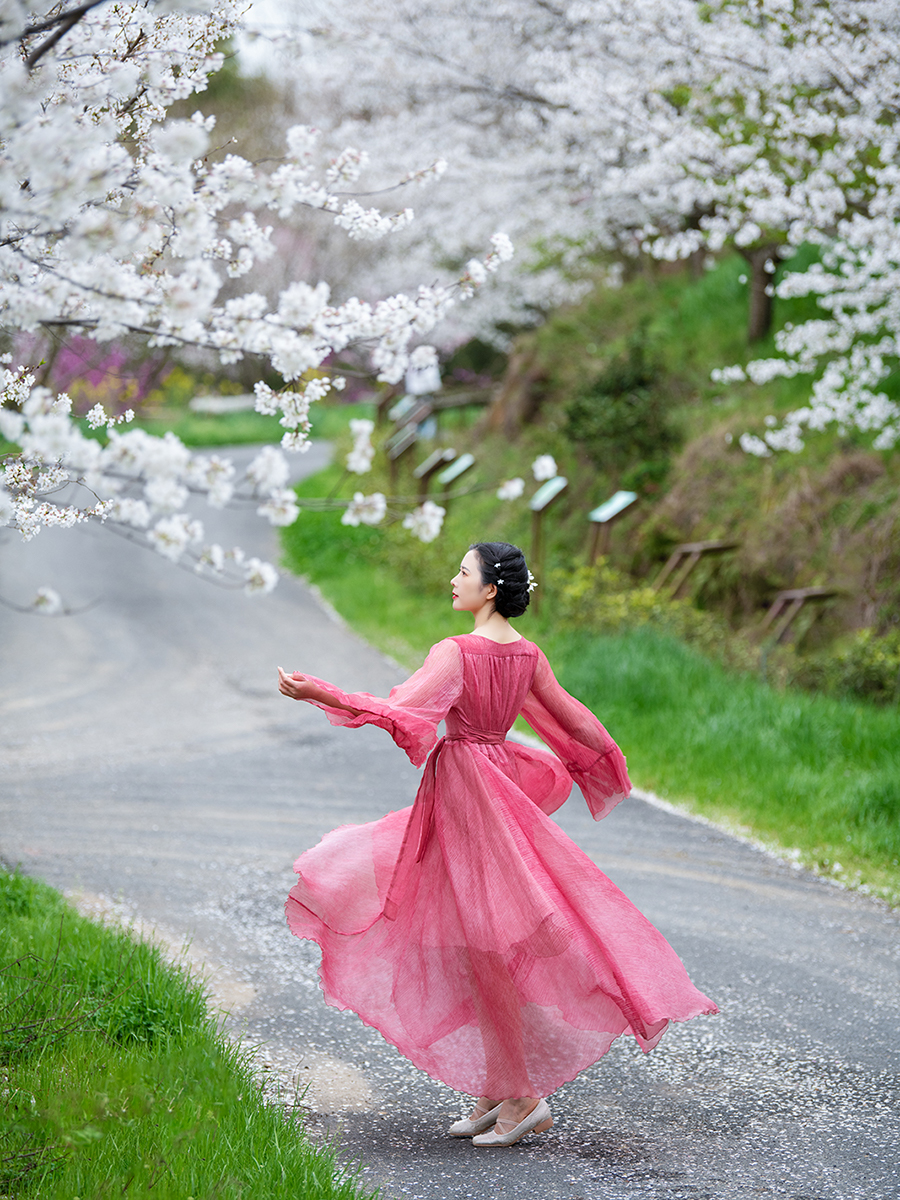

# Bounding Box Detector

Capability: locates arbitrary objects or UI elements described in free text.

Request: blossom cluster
[532,455,558,483]
[402,500,446,543]
[1,0,517,604]
[0,366,290,593]
[2,0,514,393]
[346,419,376,475]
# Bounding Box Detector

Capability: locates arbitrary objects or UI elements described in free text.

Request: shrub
[790,627,900,705]
[552,562,759,674]
[564,333,681,476]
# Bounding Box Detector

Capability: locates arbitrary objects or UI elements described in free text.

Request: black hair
[469,541,531,619]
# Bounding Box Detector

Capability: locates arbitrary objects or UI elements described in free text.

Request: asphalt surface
[2,443,899,1200]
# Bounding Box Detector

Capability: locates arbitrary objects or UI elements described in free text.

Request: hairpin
[527,569,537,593]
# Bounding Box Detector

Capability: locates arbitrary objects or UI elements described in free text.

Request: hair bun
[469,541,531,618]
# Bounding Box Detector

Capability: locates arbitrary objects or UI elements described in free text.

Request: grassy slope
[541,628,900,901]
[1,868,375,1200]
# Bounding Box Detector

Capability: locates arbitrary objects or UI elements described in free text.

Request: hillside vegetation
[493,253,900,645]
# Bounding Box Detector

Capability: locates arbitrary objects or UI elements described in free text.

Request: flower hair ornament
[527,569,538,593]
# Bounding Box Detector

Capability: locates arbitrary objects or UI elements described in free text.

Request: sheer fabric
[287,634,716,1099]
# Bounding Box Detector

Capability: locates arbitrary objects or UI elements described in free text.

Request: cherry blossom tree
[0,0,514,606]
[280,0,900,452]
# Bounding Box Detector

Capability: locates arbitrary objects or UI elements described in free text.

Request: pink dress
[286,634,717,1099]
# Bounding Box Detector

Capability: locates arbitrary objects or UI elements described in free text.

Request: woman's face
[451,550,496,614]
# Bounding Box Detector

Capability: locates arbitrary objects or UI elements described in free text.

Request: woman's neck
[470,609,522,643]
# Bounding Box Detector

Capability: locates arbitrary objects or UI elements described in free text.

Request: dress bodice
[443,635,538,743]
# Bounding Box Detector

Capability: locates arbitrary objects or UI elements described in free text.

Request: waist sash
[382,731,507,920]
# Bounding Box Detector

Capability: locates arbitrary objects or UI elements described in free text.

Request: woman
[278,541,716,1147]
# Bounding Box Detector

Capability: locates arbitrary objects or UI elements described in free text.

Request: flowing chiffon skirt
[287,734,717,1099]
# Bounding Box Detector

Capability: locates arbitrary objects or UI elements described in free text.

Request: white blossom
[739,434,773,458]
[246,446,290,495]
[497,477,525,500]
[243,557,279,595]
[107,497,151,528]
[711,366,747,385]
[144,477,190,513]
[253,381,279,416]
[409,345,439,369]
[33,587,63,615]
[257,488,300,526]
[402,499,445,543]
[0,409,25,443]
[187,454,236,507]
[0,487,15,527]
[200,543,226,572]
[532,455,558,482]
[346,418,375,474]
[342,491,387,526]
[147,514,204,562]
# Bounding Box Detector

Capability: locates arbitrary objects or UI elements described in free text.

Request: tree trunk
[740,244,778,342]
[482,341,547,437]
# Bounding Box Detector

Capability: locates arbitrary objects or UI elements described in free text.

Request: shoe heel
[534,1118,553,1133]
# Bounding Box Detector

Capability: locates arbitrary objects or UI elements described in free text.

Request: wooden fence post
[414,448,457,501]
[759,586,837,644]
[586,490,638,563]
[435,453,476,516]
[653,540,739,598]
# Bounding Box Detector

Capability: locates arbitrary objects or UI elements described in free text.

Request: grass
[280,468,900,908]
[0,868,376,1200]
[542,628,900,904]
[134,401,377,448]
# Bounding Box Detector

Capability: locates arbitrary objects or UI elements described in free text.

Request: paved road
[2,444,899,1200]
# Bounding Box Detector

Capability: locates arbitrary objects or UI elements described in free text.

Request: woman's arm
[276,639,463,767]
[277,667,362,715]
[519,647,631,820]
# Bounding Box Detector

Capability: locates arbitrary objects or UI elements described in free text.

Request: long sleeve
[519,647,631,820]
[302,638,464,767]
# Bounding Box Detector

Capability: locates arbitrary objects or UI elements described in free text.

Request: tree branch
[4,0,108,46]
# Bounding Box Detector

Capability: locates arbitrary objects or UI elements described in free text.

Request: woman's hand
[278,666,319,701]
[278,667,362,715]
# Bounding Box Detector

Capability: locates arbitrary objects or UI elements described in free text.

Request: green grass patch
[280,482,900,907]
[542,629,900,905]
[135,401,376,448]
[0,868,376,1200]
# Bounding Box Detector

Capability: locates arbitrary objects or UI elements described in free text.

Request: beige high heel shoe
[448,1101,504,1137]
[471,1098,552,1147]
